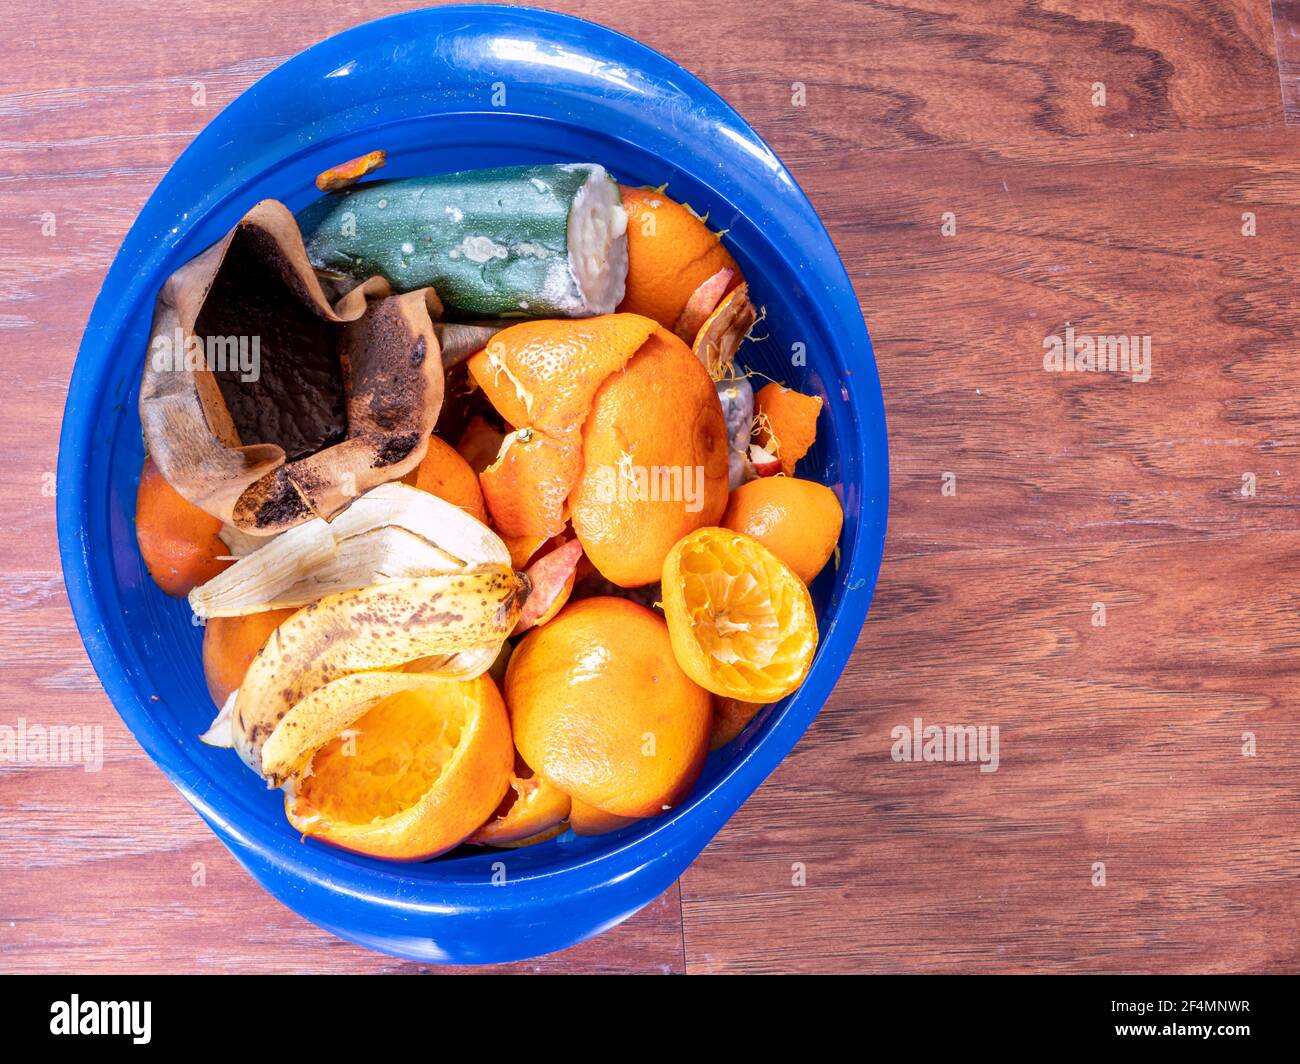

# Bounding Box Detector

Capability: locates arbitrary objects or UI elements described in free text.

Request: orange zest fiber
[722,476,843,584]
[569,327,730,587]
[286,674,513,862]
[202,607,297,706]
[403,433,488,524]
[506,597,711,819]
[135,457,233,597]
[468,314,658,538]
[661,528,817,703]
[617,185,740,329]
[754,383,823,476]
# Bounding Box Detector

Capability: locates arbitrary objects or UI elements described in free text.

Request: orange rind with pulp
[285,674,513,861]
[468,755,572,846]
[661,528,817,703]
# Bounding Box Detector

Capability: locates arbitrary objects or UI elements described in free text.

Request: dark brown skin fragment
[374,433,421,468]
[139,199,446,535]
[252,478,312,528]
[199,225,345,461]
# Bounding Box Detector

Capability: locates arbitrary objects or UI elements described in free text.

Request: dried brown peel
[233,568,523,782]
[140,198,444,536]
[692,283,757,380]
[673,267,734,343]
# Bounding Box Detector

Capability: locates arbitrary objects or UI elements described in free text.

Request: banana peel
[233,567,523,782]
[263,669,425,785]
[189,482,509,619]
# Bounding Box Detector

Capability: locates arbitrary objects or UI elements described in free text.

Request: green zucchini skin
[298,163,622,318]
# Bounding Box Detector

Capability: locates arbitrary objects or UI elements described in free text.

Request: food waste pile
[134,155,844,859]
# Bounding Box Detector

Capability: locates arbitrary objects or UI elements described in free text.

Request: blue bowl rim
[56,5,889,920]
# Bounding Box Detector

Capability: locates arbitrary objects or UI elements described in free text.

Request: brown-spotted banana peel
[232,567,523,783]
[264,670,445,789]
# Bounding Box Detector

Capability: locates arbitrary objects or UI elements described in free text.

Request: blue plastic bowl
[57,5,887,964]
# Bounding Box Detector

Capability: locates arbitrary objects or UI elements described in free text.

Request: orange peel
[285,674,513,861]
[469,314,658,538]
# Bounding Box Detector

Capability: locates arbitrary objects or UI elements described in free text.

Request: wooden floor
[3,0,1299,973]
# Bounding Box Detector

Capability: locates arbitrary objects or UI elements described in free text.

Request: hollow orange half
[661,528,818,703]
[285,674,513,861]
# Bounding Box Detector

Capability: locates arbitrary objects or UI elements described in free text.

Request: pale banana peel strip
[233,568,522,782]
[262,670,445,786]
[190,482,510,619]
[209,526,459,615]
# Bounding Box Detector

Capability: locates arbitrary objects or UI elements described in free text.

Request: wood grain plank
[0,1,1284,186]
[705,0,1283,161]
[680,535,1300,973]
[820,131,1300,557]
[1272,0,1300,122]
